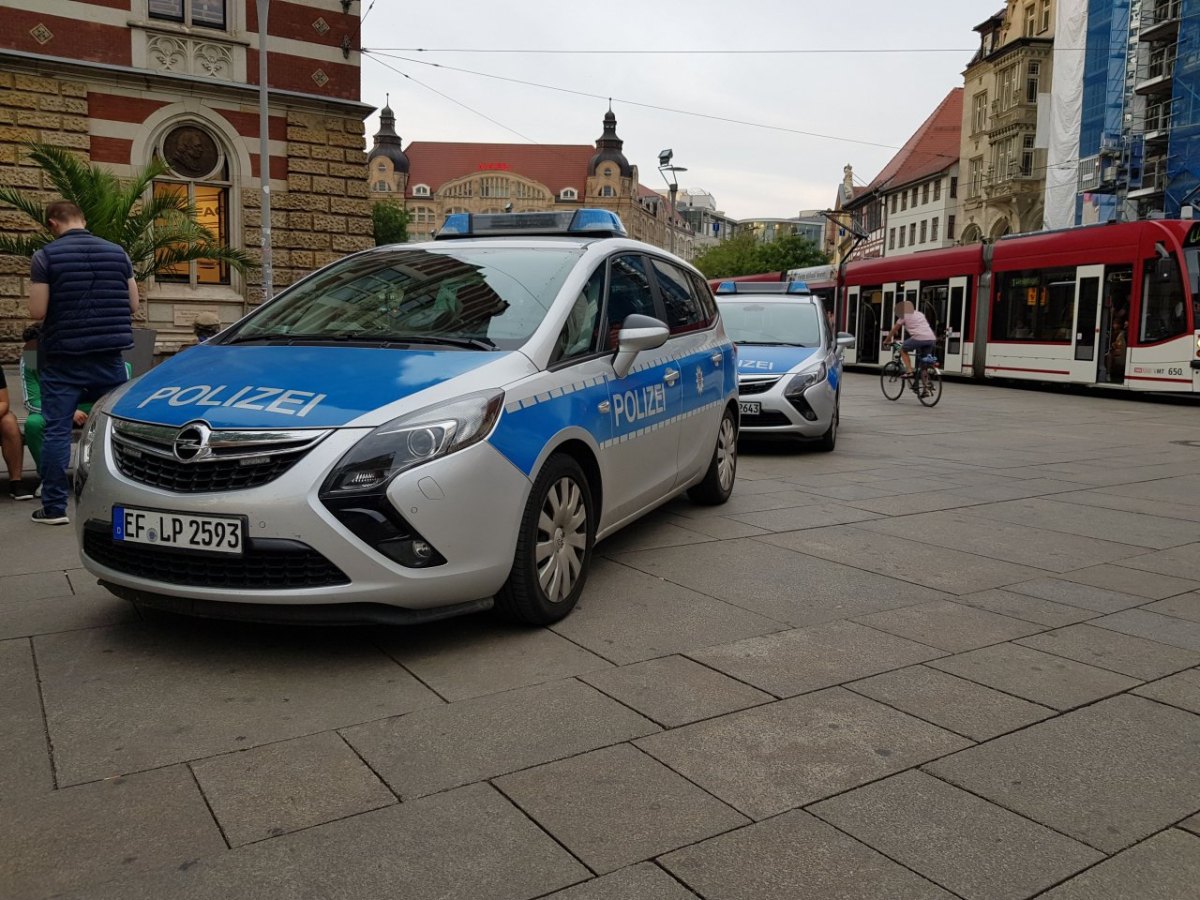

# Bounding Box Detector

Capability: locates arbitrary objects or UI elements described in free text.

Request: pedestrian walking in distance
[28,200,138,525]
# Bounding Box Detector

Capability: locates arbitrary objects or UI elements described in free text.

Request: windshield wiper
[376,334,496,351]
[224,332,300,344]
[737,341,808,347]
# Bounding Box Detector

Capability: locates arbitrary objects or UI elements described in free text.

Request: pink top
[899,311,936,341]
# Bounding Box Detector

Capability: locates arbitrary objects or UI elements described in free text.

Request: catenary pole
[257,0,273,303]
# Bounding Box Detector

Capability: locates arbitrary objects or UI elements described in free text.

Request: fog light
[321,494,445,568]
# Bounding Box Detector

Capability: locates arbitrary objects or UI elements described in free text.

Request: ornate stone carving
[147,35,187,73]
[145,33,236,80]
[193,41,232,79]
[30,23,54,44]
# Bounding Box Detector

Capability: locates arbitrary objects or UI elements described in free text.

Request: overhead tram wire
[365,46,981,55]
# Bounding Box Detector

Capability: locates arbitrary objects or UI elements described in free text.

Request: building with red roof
[367,107,695,257]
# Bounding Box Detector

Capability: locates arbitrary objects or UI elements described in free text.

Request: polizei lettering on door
[136,385,327,417]
[612,383,667,427]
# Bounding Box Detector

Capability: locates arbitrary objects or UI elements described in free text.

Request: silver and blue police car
[716,281,854,450]
[73,210,739,625]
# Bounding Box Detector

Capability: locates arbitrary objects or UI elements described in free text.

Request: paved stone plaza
[2,373,1200,899]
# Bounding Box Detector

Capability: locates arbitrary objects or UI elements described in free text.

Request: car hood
[111,344,518,429]
[735,344,821,376]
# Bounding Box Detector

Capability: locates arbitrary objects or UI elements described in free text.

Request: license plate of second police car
[739,401,761,416]
[113,506,244,554]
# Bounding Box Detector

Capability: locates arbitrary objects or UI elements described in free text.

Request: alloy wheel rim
[535,476,587,603]
[717,416,736,491]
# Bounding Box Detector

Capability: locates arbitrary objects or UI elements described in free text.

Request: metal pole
[257,0,273,303]
[668,182,677,255]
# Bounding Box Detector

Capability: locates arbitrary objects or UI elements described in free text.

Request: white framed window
[410,205,435,224]
[1026,61,1041,104]
[931,217,940,241]
[968,157,983,198]
[373,180,390,192]
[559,187,578,200]
[920,220,928,243]
[1039,0,1051,33]
[600,185,614,197]
[933,179,942,201]
[1023,3,1036,36]
[149,0,226,30]
[412,184,431,197]
[972,92,988,135]
[1021,134,1036,176]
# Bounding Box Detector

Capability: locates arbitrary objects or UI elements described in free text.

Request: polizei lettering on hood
[612,383,666,427]
[137,385,327,417]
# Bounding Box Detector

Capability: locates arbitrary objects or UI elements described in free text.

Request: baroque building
[366,107,695,258]
[0,0,374,359]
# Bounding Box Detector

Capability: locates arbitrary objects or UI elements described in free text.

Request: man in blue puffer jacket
[28,200,139,525]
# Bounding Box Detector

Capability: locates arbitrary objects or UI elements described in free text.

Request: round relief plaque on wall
[163,125,219,179]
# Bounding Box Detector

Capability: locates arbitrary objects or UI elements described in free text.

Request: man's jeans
[39,354,127,516]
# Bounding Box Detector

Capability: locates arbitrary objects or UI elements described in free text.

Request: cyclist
[885,300,937,377]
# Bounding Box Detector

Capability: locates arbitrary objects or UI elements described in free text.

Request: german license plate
[739,401,761,416]
[113,506,244,555]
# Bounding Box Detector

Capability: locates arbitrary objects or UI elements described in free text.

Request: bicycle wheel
[880,361,905,400]
[917,367,942,407]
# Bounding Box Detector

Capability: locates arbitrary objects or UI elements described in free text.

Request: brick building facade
[367,106,695,258]
[0,0,374,361]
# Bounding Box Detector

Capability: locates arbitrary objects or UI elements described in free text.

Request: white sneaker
[31,509,69,525]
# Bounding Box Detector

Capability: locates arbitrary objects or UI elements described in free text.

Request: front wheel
[917,368,943,407]
[688,406,737,505]
[495,455,595,625]
[880,361,904,401]
[816,400,838,452]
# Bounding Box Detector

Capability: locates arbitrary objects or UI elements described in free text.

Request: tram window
[992,268,1076,343]
[1140,257,1188,343]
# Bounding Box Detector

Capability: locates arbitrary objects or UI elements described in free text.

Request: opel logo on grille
[173,422,213,463]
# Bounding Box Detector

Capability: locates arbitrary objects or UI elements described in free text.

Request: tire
[816,399,838,452]
[880,361,904,401]
[917,368,943,407]
[495,455,594,625]
[688,406,737,505]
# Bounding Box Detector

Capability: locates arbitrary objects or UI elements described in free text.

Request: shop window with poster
[152,123,235,287]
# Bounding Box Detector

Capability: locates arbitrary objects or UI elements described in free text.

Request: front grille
[738,378,780,396]
[110,420,329,493]
[113,443,309,493]
[740,410,792,427]
[83,524,349,589]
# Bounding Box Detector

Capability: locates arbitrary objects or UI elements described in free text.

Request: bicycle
[880,342,942,407]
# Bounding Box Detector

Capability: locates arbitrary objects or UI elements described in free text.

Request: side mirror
[836,332,856,350]
[613,314,669,378]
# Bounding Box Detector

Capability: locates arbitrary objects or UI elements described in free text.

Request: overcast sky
[357,1,1003,219]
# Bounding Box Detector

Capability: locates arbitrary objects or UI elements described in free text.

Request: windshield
[224,247,582,350]
[719,300,823,346]
[1184,247,1200,327]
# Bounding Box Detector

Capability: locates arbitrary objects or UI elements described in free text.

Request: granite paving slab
[0,764,226,900]
[378,618,612,701]
[842,490,986,516]
[659,810,953,900]
[671,489,829,520]
[926,695,1200,852]
[928,643,1139,710]
[1000,576,1156,612]
[594,515,714,556]
[0,570,73,604]
[540,863,699,900]
[1039,829,1200,900]
[956,589,1099,627]
[1133,667,1200,714]
[1055,564,1199,600]
[0,518,81,576]
[1051,489,1200,524]
[0,590,136,641]
[847,665,1053,741]
[341,678,658,799]
[1142,592,1200,623]
[580,655,772,728]
[615,538,947,627]
[1094,607,1200,652]
[1114,543,1200,581]
[190,732,396,846]
[549,558,781,665]
[963,497,1200,549]
[855,509,1148,573]
[1183,814,1200,838]
[56,783,589,900]
[758,525,1043,594]
[689,619,946,697]
[636,687,969,820]
[853,600,1045,653]
[1016,624,1200,680]
[495,744,748,874]
[0,638,54,801]
[34,620,442,785]
[664,513,768,539]
[725,499,880,532]
[811,770,1103,900]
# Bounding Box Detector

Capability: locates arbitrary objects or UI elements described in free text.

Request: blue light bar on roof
[787,281,811,293]
[715,280,811,295]
[716,281,738,294]
[435,208,627,240]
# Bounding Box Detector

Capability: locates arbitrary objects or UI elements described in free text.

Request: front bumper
[737,379,836,439]
[76,418,531,613]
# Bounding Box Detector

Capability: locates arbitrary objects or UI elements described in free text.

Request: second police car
[73,210,739,626]
[715,281,855,450]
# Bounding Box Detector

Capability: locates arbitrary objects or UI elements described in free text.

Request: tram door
[1071,265,1104,383]
[880,284,898,361]
[856,287,885,364]
[845,287,860,364]
[944,276,969,373]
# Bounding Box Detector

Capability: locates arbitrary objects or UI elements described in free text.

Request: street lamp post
[658,149,687,257]
[256,0,273,303]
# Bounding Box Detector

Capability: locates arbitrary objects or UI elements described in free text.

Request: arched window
[603,167,613,177]
[374,180,391,192]
[412,184,431,197]
[152,122,234,286]
[559,187,578,200]
[600,185,615,198]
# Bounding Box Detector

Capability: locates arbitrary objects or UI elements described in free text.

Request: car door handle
[664,368,680,385]
[710,352,723,366]
[598,400,611,413]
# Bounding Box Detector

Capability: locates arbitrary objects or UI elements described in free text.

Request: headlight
[320,390,504,496]
[784,362,828,397]
[75,378,137,489]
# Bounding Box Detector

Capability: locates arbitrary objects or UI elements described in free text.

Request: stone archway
[990,218,1012,240]
[960,223,984,245]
